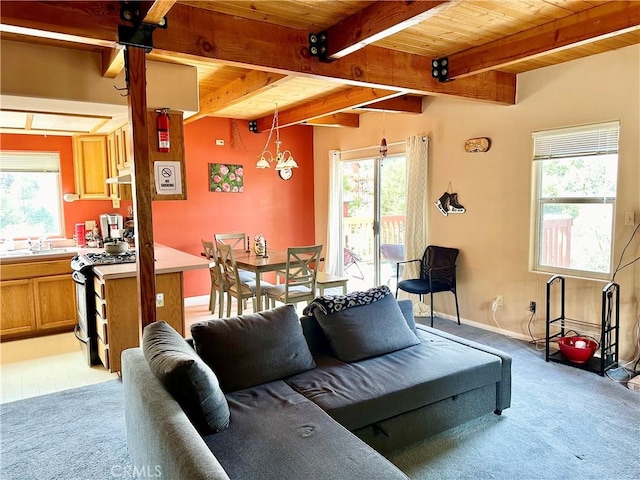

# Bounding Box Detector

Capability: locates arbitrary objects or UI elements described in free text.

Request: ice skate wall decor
[434,182,466,216]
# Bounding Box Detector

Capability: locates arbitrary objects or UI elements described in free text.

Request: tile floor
[0,294,317,404]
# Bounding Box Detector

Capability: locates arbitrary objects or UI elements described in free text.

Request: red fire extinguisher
[157,108,170,153]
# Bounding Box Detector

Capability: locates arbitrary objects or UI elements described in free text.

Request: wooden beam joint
[308,31,334,63]
[431,57,450,83]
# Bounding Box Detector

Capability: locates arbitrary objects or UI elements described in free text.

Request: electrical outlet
[529,301,536,313]
[215,139,225,146]
[156,293,164,307]
[495,295,504,307]
[625,211,635,226]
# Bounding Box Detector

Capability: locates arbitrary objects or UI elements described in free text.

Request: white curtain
[324,150,342,274]
[401,136,429,307]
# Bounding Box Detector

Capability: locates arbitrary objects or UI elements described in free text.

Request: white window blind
[0,151,60,172]
[532,121,619,161]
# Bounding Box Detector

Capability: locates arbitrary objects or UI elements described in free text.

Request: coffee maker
[99,213,123,241]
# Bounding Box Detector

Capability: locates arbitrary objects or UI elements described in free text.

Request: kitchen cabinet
[33,275,77,330]
[73,135,110,199]
[0,258,76,339]
[106,131,132,201]
[0,279,36,336]
[93,271,184,372]
[115,123,133,171]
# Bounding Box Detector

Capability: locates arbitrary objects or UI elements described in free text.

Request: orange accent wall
[0,134,129,237]
[1,117,315,298]
[154,117,315,297]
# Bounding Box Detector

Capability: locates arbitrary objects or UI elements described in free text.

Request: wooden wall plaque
[465,137,491,153]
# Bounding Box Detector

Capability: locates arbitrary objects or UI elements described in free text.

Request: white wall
[313,44,640,360]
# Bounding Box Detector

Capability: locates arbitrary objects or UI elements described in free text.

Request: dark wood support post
[125,46,157,332]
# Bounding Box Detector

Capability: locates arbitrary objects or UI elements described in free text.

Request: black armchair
[395,245,460,327]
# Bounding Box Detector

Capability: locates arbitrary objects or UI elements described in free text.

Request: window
[532,122,619,278]
[0,151,64,239]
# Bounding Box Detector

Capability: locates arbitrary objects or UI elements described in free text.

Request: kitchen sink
[0,247,78,258]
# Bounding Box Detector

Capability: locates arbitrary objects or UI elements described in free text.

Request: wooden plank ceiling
[1,0,639,131]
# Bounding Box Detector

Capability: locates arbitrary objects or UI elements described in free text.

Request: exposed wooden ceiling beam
[0,1,515,105]
[324,0,452,60]
[356,95,424,114]
[448,1,640,79]
[102,47,125,78]
[140,0,177,25]
[187,71,291,124]
[254,87,403,132]
[304,113,360,128]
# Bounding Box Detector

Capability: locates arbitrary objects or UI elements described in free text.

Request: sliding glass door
[340,154,406,289]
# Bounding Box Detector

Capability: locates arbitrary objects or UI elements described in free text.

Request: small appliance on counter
[99,213,123,241]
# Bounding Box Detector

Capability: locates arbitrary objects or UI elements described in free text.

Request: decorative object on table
[434,182,465,216]
[252,104,298,171]
[209,163,244,193]
[464,137,491,153]
[254,234,266,256]
[245,236,251,253]
[263,240,269,259]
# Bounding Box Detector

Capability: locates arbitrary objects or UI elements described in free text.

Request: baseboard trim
[184,295,209,307]
[425,311,532,343]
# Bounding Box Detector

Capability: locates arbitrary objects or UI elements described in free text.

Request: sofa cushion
[191,305,316,392]
[286,326,503,430]
[142,321,230,434]
[312,293,420,362]
[202,380,408,480]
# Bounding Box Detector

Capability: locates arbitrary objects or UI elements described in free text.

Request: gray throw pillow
[191,305,316,392]
[142,321,230,434]
[313,294,421,362]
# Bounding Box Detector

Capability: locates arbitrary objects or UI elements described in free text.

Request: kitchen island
[90,244,209,372]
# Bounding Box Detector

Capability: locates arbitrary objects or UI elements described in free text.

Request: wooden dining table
[232,249,289,311]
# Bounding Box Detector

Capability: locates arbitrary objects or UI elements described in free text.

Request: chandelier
[256,105,298,170]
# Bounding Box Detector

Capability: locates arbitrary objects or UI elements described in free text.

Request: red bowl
[557,336,598,364]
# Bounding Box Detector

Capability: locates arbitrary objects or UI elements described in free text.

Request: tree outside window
[0,152,63,240]
[532,122,619,278]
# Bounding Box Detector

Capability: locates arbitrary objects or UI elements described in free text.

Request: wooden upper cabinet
[73,135,110,199]
[115,124,133,171]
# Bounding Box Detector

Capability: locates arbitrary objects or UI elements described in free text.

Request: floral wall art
[209,163,244,193]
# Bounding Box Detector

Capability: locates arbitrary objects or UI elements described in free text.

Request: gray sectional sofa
[122,288,511,480]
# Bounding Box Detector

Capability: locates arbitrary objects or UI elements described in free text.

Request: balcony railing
[343,215,405,260]
[541,215,572,267]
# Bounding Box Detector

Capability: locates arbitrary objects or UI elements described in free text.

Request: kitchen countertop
[92,244,210,280]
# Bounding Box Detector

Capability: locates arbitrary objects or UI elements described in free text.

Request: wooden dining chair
[214,232,256,283]
[216,242,272,315]
[201,239,227,317]
[263,245,323,309]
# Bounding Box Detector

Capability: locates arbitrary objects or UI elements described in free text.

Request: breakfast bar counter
[90,244,209,373]
[91,244,210,280]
